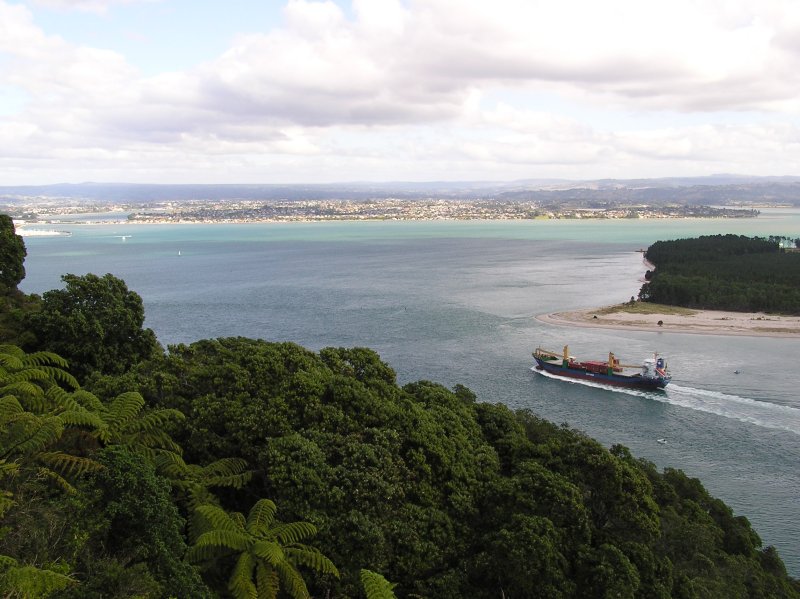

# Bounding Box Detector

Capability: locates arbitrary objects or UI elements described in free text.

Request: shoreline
[537,305,800,338]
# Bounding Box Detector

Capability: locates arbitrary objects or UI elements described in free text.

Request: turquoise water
[19,209,800,574]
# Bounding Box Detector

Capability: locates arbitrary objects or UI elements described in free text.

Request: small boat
[657,438,667,445]
[533,345,671,390]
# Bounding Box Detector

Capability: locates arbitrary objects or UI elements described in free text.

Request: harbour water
[18,209,800,575]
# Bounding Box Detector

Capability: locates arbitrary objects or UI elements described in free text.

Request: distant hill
[1,175,799,206]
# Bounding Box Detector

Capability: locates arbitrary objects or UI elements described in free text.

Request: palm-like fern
[156,453,252,508]
[1,346,103,490]
[360,569,398,599]
[84,390,185,459]
[187,498,339,599]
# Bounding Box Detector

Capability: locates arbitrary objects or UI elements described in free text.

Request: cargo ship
[533,345,671,389]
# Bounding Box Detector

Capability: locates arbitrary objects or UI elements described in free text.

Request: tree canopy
[639,234,800,313]
[24,273,161,381]
[0,215,25,294]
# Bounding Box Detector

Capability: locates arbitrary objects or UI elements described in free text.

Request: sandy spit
[537,306,800,338]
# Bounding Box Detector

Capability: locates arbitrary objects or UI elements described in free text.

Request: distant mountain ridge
[1,175,799,205]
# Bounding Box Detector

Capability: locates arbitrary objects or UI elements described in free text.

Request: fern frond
[273,561,309,599]
[0,562,76,596]
[0,554,18,569]
[228,552,258,599]
[360,569,397,599]
[58,409,104,430]
[121,408,184,433]
[71,389,105,413]
[37,451,103,477]
[4,368,50,385]
[45,385,79,412]
[202,457,250,477]
[255,562,280,599]
[36,467,77,494]
[5,416,63,458]
[154,452,189,478]
[231,511,247,530]
[195,504,244,533]
[0,346,25,370]
[104,392,145,429]
[36,365,79,389]
[186,530,250,562]
[0,395,24,420]
[0,382,44,405]
[250,541,284,567]
[246,498,277,533]
[284,546,339,577]
[0,459,19,479]
[23,350,70,370]
[267,522,317,545]
[205,470,253,490]
[123,431,183,454]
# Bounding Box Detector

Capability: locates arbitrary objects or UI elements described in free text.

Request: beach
[537,304,800,338]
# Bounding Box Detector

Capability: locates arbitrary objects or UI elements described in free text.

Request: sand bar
[537,304,800,338]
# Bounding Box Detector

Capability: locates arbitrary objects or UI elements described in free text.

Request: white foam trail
[532,367,800,435]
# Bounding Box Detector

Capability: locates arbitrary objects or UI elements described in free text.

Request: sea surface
[19,209,800,575]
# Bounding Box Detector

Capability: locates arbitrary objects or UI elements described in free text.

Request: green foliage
[24,273,161,381]
[639,234,800,313]
[360,569,397,599]
[0,556,75,598]
[0,215,26,294]
[107,336,799,599]
[67,446,210,598]
[188,498,339,599]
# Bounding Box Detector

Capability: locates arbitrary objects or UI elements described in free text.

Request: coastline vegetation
[594,302,698,317]
[1,215,799,597]
[639,234,800,314]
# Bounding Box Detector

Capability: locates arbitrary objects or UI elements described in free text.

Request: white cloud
[2,0,800,183]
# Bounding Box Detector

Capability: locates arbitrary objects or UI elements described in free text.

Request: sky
[1,0,800,185]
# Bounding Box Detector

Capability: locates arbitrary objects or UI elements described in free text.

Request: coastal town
[3,197,760,224]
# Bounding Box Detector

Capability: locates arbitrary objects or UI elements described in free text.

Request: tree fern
[255,562,280,599]
[186,529,251,561]
[188,499,339,599]
[2,415,64,459]
[360,569,398,599]
[246,498,277,533]
[36,451,104,477]
[195,504,243,533]
[283,546,339,576]
[229,552,258,599]
[267,522,318,545]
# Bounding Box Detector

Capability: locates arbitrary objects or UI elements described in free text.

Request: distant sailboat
[178,250,181,256]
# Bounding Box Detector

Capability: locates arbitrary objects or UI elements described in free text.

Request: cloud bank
[1,0,800,183]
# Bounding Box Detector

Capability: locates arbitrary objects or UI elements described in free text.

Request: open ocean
[19,208,800,575]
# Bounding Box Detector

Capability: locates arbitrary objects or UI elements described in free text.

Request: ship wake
[533,367,800,436]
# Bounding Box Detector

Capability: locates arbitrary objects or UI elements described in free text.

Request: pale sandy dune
[537,306,800,338]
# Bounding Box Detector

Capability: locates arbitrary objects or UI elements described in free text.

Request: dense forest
[2,214,799,598]
[638,234,800,313]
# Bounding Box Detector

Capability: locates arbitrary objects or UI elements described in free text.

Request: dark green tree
[0,215,25,294]
[24,273,161,381]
